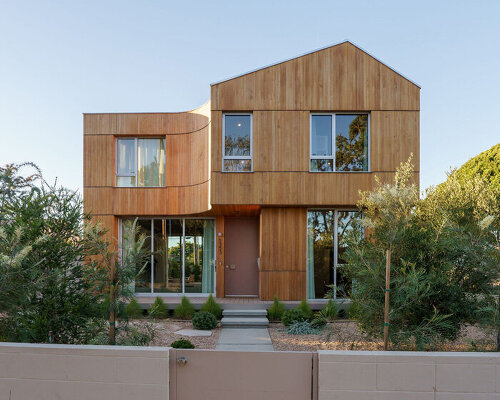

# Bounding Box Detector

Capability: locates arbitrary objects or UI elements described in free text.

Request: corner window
[310,114,369,172]
[223,113,252,172]
[116,138,166,187]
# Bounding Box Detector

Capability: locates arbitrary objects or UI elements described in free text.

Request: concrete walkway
[215,328,274,351]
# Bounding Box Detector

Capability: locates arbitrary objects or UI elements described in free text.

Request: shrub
[192,311,218,330]
[286,321,321,335]
[297,299,313,320]
[148,297,169,319]
[118,323,155,346]
[126,298,143,318]
[267,296,285,321]
[311,300,339,328]
[281,309,307,326]
[171,338,195,349]
[174,296,195,319]
[200,294,222,319]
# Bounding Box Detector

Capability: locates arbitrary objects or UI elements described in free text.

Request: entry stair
[221,309,269,328]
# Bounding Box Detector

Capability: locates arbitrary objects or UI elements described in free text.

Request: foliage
[125,298,144,318]
[192,311,218,330]
[297,299,313,320]
[0,163,104,344]
[344,157,499,350]
[117,322,155,346]
[311,299,339,328]
[286,321,321,335]
[171,338,195,349]
[281,309,307,327]
[148,297,169,319]
[335,115,369,171]
[174,296,195,319]
[200,294,222,319]
[267,296,286,321]
[454,143,500,200]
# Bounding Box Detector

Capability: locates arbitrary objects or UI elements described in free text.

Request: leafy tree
[344,158,499,350]
[335,115,368,171]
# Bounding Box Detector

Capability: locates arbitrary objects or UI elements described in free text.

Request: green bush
[286,321,321,335]
[148,297,169,319]
[200,294,222,319]
[171,338,195,349]
[118,323,155,346]
[174,296,195,319]
[311,300,339,328]
[297,299,313,320]
[267,296,285,321]
[126,298,143,318]
[281,309,307,326]
[192,311,218,330]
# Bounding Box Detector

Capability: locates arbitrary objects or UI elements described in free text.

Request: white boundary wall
[318,350,500,400]
[0,343,169,400]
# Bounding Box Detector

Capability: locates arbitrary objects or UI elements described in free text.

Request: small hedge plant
[200,294,222,319]
[174,296,195,319]
[192,311,218,330]
[281,309,307,326]
[125,298,143,319]
[312,299,339,328]
[297,299,313,320]
[287,321,321,335]
[148,297,169,319]
[171,339,195,349]
[267,296,285,321]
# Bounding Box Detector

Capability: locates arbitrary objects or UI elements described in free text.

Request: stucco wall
[318,350,500,400]
[0,343,169,400]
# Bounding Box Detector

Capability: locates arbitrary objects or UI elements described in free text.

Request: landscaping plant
[200,294,222,319]
[311,299,339,328]
[174,296,195,319]
[286,321,321,335]
[171,338,195,349]
[281,309,307,327]
[125,298,143,318]
[148,297,169,319]
[267,296,286,321]
[192,311,218,330]
[344,157,499,350]
[297,299,313,320]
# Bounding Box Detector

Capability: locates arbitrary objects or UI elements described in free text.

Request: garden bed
[129,319,221,349]
[269,320,496,352]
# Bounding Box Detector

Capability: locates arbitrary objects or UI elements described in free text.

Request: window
[310,114,369,172]
[222,113,252,172]
[307,210,362,299]
[116,138,166,187]
[121,218,215,294]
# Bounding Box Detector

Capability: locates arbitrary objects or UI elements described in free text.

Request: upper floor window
[223,113,252,172]
[310,113,369,172]
[116,138,166,187]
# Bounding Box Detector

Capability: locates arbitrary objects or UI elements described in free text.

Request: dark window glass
[335,114,368,171]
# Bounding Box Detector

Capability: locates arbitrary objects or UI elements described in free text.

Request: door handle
[225,264,236,270]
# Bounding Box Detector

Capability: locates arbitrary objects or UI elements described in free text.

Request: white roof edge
[210,39,421,89]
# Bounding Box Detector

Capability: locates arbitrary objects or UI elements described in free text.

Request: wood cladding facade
[83,41,420,300]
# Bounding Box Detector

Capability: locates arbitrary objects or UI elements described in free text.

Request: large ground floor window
[307,210,361,299]
[121,218,215,295]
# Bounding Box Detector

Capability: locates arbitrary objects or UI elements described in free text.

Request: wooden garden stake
[383,249,391,350]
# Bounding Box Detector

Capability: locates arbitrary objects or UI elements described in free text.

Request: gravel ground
[269,321,496,352]
[130,319,221,349]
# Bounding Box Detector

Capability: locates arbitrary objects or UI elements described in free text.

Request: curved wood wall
[83,102,211,220]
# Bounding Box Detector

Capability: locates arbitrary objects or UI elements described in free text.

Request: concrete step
[221,317,269,328]
[222,309,268,318]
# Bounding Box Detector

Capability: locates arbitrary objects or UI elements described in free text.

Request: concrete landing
[215,328,274,351]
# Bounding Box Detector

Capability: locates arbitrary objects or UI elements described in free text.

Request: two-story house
[83,40,420,302]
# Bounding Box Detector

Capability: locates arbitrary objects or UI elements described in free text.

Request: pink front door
[224,217,259,296]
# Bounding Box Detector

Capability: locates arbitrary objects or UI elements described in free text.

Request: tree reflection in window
[335,114,368,171]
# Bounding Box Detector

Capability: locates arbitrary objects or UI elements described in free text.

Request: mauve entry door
[224,217,259,296]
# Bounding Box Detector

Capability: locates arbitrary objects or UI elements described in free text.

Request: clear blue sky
[1,0,499,193]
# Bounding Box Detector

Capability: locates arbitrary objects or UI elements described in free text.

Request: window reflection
[335,115,368,171]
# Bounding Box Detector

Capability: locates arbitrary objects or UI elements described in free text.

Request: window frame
[118,217,216,297]
[222,113,253,173]
[115,137,166,187]
[306,208,362,300]
[309,112,370,173]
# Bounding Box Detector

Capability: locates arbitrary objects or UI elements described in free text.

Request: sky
[1,0,499,193]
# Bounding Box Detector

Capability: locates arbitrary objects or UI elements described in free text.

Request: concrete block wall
[318,350,500,400]
[0,343,169,400]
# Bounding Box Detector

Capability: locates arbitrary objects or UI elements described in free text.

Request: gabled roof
[211,39,421,88]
